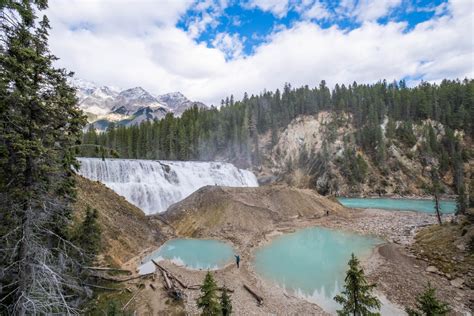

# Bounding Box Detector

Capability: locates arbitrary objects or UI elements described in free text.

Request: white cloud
[336,0,402,22]
[355,0,402,21]
[244,0,291,18]
[185,0,228,38]
[46,0,473,106]
[46,0,193,35]
[300,1,332,20]
[212,33,245,59]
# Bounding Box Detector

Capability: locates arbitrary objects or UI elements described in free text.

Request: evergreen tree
[406,283,449,316]
[0,1,87,313]
[220,286,233,316]
[334,253,381,316]
[197,271,221,316]
[426,124,438,154]
[77,77,472,199]
[75,206,101,264]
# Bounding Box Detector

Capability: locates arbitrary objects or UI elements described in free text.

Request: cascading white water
[76,157,259,214]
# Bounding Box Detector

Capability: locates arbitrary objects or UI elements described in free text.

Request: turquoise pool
[139,239,235,273]
[337,197,456,213]
[254,227,382,313]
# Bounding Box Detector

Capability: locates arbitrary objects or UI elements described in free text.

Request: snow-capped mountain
[70,78,206,131]
[157,92,206,116]
[112,87,166,115]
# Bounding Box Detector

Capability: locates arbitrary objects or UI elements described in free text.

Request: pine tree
[0,1,86,313]
[406,283,449,316]
[197,271,221,316]
[334,253,381,316]
[75,206,101,264]
[220,285,233,315]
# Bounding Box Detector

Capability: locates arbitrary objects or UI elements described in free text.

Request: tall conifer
[334,253,381,316]
[0,1,86,313]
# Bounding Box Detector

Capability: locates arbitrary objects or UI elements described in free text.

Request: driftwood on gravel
[160,266,172,290]
[152,260,188,289]
[122,288,142,311]
[243,284,263,305]
[151,259,185,301]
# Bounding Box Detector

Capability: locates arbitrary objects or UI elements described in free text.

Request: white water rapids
[76,157,259,214]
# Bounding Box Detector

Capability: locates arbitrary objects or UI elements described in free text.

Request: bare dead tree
[431,168,442,225]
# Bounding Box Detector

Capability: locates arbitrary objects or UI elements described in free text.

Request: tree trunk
[435,193,442,225]
[17,151,34,315]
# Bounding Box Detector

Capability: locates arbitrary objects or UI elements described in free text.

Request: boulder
[450,278,464,288]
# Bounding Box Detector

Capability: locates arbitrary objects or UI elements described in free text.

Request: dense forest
[81,79,473,196]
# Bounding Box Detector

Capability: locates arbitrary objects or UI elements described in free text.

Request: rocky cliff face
[253,112,471,197]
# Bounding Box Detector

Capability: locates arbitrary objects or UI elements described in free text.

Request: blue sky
[179,0,449,57]
[46,0,473,105]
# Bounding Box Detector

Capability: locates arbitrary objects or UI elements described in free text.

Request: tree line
[81,79,472,195]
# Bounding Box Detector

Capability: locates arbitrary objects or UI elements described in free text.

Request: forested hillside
[80,79,473,197]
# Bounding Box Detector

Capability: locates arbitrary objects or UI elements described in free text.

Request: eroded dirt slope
[74,175,167,266]
[157,184,346,243]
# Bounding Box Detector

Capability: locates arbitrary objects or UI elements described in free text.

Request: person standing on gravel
[234,255,240,268]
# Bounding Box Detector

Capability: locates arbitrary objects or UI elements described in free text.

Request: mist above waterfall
[77,158,258,214]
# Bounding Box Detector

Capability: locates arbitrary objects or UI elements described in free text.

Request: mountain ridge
[70,78,207,130]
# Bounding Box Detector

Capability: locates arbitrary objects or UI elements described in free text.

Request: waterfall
[76,157,259,214]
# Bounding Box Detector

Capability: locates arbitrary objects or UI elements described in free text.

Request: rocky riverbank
[83,181,471,314]
[125,201,472,315]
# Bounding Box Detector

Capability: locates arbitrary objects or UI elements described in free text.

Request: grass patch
[83,283,134,315]
[413,219,474,288]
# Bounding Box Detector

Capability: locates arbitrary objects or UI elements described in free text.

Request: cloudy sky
[46,0,473,105]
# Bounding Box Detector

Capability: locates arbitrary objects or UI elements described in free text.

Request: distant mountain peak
[120,86,147,94]
[158,91,186,99]
[71,78,207,131]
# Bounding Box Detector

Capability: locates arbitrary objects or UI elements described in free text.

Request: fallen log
[152,259,173,290]
[84,266,132,274]
[151,260,188,289]
[150,283,156,291]
[84,283,122,291]
[121,273,154,282]
[122,288,142,311]
[243,284,263,305]
[151,259,184,301]
[170,274,187,288]
[161,268,172,290]
[91,272,154,283]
